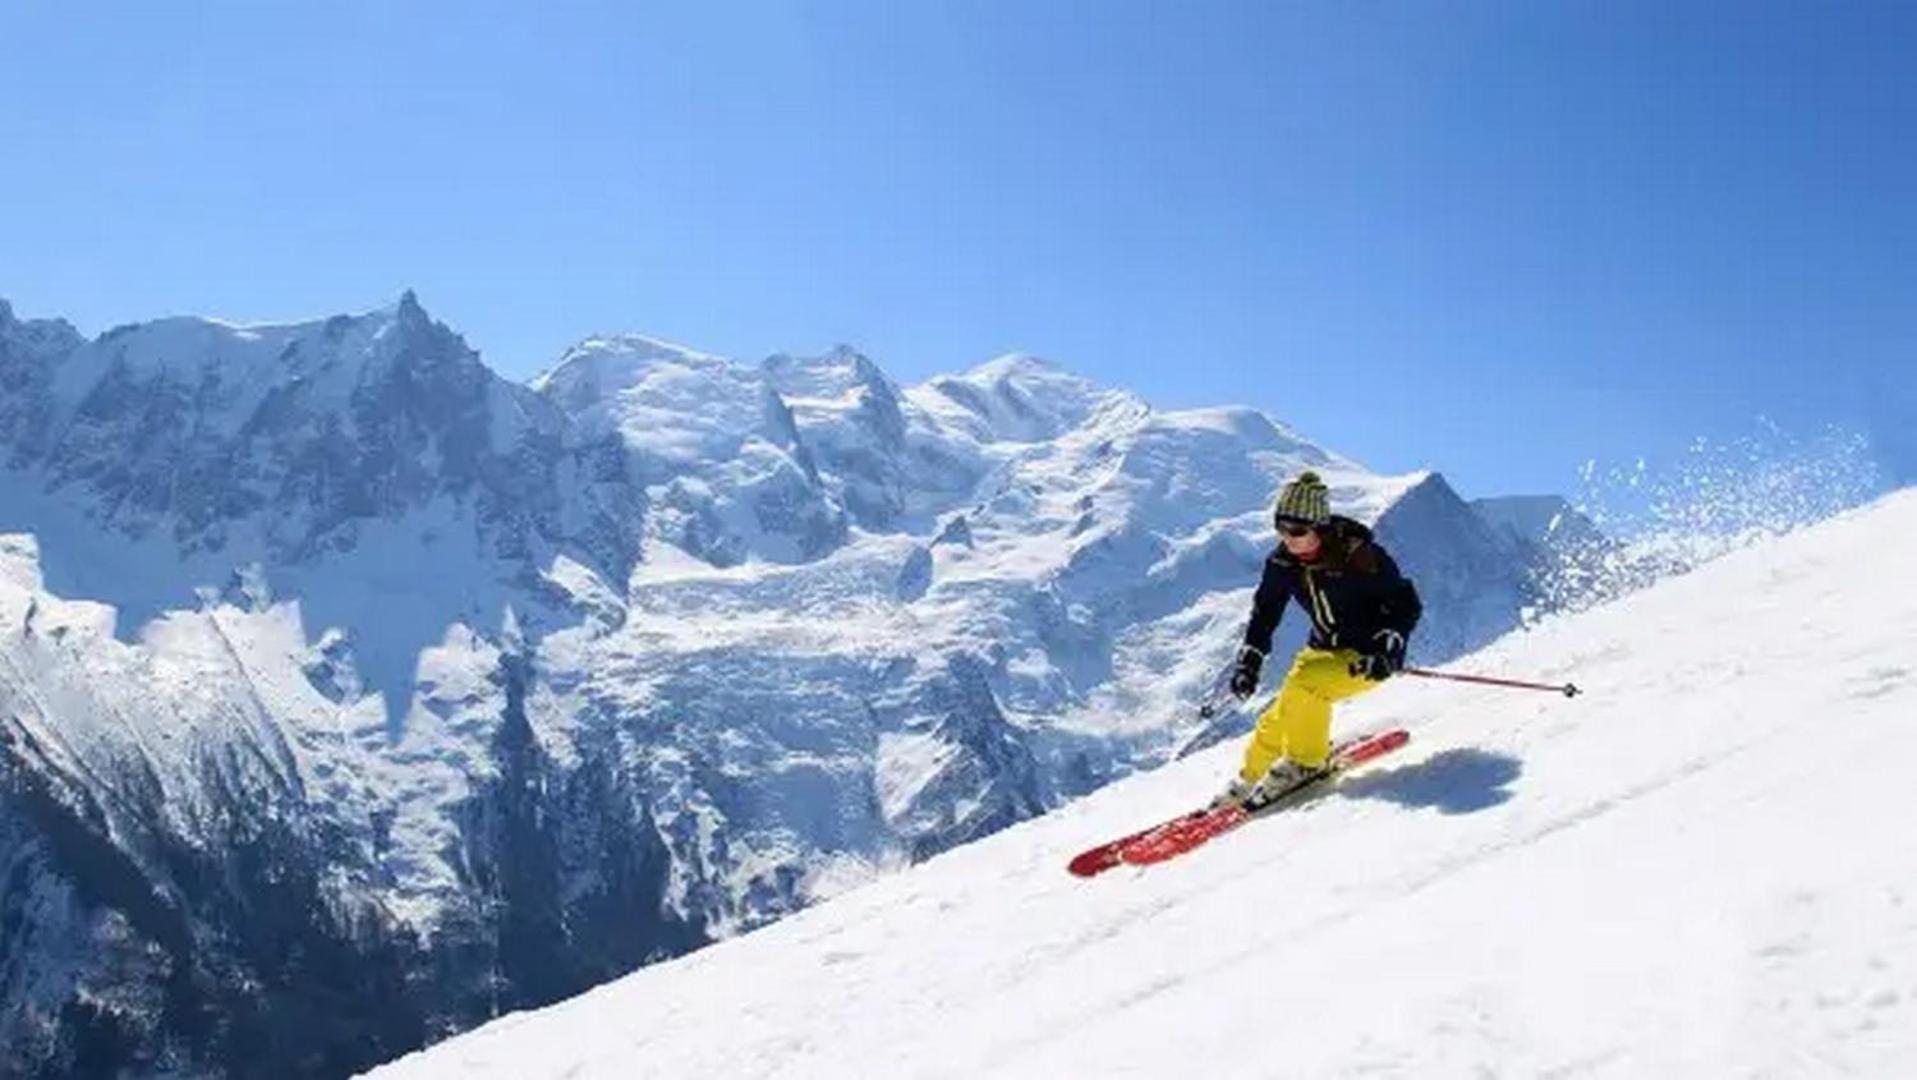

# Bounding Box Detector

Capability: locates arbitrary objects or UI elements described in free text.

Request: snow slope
[368,488,1917,1079]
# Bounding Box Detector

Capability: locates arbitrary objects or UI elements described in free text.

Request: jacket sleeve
[1373,546,1422,638]
[1242,556,1294,655]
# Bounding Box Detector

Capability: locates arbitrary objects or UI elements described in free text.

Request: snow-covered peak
[964,351,1071,384]
[531,333,783,461]
[1138,404,1354,467]
[529,333,726,398]
[761,345,897,403]
[911,353,1128,444]
[0,293,576,569]
[0,297,84,364]
[58,313,297,398]
[528,331,849,564]
[1364,471,1535,660]
[392,287,427,323]
[38,292,482,415]
[1062,403,1347,540]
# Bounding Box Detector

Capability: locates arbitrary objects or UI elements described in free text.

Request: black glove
[1228,645,1265,699]
[1351,629,1407,682]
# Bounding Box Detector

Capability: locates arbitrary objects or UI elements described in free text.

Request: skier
[1214,471,1423,809]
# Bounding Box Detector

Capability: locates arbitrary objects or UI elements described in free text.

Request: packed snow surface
[362,485,1915,1077]
[363,489,1917,1075]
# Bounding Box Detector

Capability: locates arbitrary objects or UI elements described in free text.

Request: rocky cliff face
[0,294,1568,1077]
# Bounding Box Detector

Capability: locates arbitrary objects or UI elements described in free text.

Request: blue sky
[2,1,1912,497]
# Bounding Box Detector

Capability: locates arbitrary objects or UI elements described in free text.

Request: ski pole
[1195,681,1236,719]
[1401,667,1581,698]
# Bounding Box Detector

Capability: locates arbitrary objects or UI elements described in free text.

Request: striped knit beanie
[1273,470,1332,527]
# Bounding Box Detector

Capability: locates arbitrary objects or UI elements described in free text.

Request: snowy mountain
[1471,493,1604,553]
[366,487,1917,1080]
[1,294,1564,1077]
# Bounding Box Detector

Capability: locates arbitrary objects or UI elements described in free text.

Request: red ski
[1066,728,1410,877]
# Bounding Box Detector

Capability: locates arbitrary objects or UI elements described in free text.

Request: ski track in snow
[363,488,1917,1079]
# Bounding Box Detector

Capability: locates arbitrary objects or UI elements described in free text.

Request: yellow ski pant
[1238,648,1380,781]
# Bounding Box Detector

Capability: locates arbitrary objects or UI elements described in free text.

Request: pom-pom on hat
[1273,470,1332,527]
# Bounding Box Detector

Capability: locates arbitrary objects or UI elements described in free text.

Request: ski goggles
[1276,518,1317,538]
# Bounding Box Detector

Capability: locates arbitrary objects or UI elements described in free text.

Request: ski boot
[1246,759,1329,810]
[1208,776,1254,811]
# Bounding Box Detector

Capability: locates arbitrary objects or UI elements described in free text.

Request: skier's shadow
[1336,748,1524,815]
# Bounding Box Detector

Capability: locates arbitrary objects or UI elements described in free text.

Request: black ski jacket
[1243,516,1422,657]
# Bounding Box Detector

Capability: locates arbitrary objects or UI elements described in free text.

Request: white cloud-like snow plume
[1519,422,1892,616]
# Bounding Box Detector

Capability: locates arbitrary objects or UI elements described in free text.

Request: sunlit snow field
[368,491,1917,1078]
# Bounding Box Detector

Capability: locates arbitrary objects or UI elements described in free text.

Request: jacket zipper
[1305,567,1338,644]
